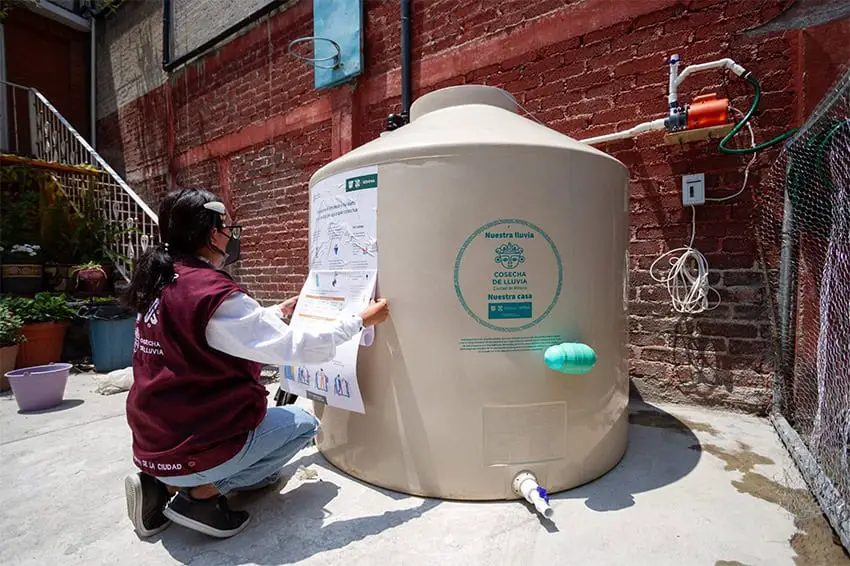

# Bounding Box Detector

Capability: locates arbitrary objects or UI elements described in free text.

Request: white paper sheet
[279,165,378,413]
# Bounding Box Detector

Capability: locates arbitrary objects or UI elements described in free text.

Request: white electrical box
[682,173,705,206]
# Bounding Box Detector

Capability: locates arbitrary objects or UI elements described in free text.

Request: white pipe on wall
[667,54,680,111]
[580,56,749,147]
[669,57,747,114]
[580,118,667,146]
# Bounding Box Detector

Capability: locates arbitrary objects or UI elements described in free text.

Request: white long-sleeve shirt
[205,292,363,366]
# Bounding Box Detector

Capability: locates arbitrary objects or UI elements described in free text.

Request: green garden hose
[786,119,849,238]
[719,74,800,154]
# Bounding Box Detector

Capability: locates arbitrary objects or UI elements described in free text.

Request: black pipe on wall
[400,0,412,117]
[161,0,172,68]
[387,0,412,130]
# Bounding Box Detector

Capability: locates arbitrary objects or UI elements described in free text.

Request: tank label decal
[454,219,562,333]
[459,335,562,353]
[345,173,378,192]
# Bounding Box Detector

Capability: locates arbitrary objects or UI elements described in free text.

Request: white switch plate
[682,173,705,206]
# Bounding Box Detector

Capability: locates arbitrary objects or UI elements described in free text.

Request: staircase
[1,80,158,282]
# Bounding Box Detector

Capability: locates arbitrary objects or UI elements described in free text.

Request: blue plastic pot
[88,316,135,372]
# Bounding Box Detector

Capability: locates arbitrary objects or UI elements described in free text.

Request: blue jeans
[157,406,319,495]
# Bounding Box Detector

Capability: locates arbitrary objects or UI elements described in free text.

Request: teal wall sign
[312,0,364,89]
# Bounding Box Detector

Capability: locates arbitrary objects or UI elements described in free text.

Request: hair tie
[162,242,170,252]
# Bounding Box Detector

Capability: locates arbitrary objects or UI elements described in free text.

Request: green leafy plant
[72,180,138,266]
[71,261,105,276]
[0,164,42,253]
[0,305,25,347]
[0,293,76,324]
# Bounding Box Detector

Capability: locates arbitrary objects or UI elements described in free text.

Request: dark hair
[124,188,224,313]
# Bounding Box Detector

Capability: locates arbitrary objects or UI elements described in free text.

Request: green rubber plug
[544,342,597,374]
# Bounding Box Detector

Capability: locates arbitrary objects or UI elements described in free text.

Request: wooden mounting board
[664,123,735,145]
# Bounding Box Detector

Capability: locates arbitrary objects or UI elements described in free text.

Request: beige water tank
[312,85,630,500]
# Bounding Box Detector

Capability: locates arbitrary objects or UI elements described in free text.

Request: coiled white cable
[648,106,754,314]
[649,206,721,314]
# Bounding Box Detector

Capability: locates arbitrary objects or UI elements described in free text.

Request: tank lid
[410,85,517,122]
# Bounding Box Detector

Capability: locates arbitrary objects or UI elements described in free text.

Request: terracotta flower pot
[73,266,109,296]
[0,344,19,391]
[16,322,69,369]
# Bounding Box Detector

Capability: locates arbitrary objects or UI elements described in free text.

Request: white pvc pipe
[581,55,749,147]
[580,117,667,146]
[674,58,746,89]
[512,471,554,520]
[667,54,680,110]
[670,57,747,109]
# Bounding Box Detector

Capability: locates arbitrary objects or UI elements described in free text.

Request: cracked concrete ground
[1,372,847,566]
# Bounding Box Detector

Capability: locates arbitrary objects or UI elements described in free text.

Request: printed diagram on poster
[310,166,377,272]
[279,166,378,413]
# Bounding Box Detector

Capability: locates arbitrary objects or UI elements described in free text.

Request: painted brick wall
[95,0,848,413]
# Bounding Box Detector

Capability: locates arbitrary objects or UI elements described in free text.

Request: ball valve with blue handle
[544,342,597,374]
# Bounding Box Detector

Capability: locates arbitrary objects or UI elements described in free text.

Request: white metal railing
[1,80,159,281]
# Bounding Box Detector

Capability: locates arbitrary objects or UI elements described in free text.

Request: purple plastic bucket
[5,363,72,412]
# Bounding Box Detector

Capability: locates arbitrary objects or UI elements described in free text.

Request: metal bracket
[288,36,343,70]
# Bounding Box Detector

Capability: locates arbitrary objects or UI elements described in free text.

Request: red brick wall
[96,0,848,413]
[4,8,89,149]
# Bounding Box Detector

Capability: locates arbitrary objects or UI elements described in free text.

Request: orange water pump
[686,93,730,129]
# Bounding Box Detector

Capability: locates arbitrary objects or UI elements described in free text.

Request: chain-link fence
[756,68,850,552]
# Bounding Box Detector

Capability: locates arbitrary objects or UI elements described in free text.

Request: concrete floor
[1,372,847,566]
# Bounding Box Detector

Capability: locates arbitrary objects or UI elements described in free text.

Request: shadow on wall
[157,452,440,565]
[95,0,166,179]
[95,19,125,178]
[553,401,703,512]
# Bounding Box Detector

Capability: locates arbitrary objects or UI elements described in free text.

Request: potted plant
[1,164,44,294]
[0,243,44,295]
[72,262,109,296]
[0,304,26,391]
[2,293,75,368]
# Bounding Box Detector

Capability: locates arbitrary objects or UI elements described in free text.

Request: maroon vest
[126,258,266,477]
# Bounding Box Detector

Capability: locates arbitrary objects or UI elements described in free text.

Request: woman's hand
[279,296,299,318]
[360,298,389,327]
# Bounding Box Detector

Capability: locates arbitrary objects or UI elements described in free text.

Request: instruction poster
[278,165,378,413]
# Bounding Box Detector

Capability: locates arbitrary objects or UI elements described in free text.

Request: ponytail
[123,188,224,313]
[124,243,175,313]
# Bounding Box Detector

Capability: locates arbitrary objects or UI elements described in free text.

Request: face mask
[210,232,240,267]
[223,234,240,266]
[203,201,241,267]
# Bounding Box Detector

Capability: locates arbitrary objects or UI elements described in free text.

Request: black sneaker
[163,491,250,538]
[124,472,172,537]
